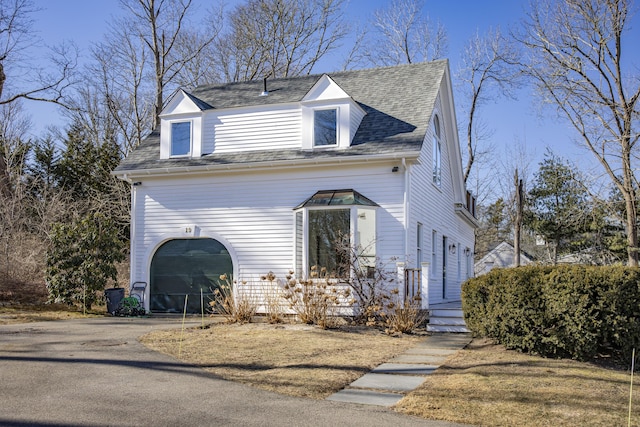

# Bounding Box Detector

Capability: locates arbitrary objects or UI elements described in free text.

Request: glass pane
[314,109,337,146]
[296,189,378,208]
[308,209,350,275]
[171,121,191,156]
[357,208,376,271]
[150,239,232,313]
[433,137,441,186]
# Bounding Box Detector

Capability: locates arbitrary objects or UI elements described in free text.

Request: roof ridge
[191,59,448,91]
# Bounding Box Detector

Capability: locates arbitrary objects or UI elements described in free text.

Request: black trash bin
[105,287,125,315]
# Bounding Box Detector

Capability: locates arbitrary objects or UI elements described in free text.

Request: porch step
[427,306,469,333]
[430,308,464,318]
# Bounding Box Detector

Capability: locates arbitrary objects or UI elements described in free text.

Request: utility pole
[514,168,523,267]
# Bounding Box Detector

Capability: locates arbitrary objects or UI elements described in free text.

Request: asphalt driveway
[0,317,466,427]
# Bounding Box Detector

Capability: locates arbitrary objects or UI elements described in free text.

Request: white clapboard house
[114,60,477,329]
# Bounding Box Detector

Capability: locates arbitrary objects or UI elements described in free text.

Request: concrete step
[430,308,464,318]
[428,306,469,333]
[427,323,470,333]
[429,316,467,326]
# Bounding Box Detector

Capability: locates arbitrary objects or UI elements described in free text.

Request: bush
[462,265,640,362]
[46,212,125,310]
[209,275,257,323]
[281,267,352,329]
[381,290,427,335]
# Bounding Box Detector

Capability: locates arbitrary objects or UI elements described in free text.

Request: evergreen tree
[527,150,589,264]
[46,213,125,309]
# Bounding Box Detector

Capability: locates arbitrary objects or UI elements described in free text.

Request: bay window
[294,189,378,278]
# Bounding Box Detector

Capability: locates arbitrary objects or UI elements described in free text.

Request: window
[465,247,473,279]
[432,115,441,186]
[314,109,337,146]
[309,209,350,275]
[457,242,461,281]
[431,230,437,277]
[417,223,423,268]
[295,189,377,277]
[171,121,191,157]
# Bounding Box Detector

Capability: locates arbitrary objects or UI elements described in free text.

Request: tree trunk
[623,192,638,267]
[0,142,10,199]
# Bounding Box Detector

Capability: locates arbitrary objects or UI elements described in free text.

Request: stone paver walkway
[327,333,471,407]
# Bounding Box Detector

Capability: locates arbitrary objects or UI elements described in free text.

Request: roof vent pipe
[260,77,268,96]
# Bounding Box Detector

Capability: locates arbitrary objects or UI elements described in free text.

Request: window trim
[294,199,378,279]
[432,115,442,187]
[313,107,338,148]
[417,222,423,268]
[431,230,437,278]
[170,120,193,158]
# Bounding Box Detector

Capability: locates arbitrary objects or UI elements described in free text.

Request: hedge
[462,265,640,362]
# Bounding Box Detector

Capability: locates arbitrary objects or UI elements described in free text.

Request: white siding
[350,104,366,140]
[407,94,475,306]
[203,107,301,154]
[130,163,405,296]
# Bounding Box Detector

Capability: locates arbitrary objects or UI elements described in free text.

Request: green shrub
[46,212,125,310]
[462,265,640,362]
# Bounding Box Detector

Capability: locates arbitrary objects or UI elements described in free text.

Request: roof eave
[455,203,479,228]
[112,151,421,180]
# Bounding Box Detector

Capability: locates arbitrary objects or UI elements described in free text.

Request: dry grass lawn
[140,322,423,399]
[142,322,640,427]
[0,305,103,324]
[4,307,638,426]
[396,338,639,427]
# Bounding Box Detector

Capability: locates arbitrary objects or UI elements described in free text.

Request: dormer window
[314,109,337,147]
[171,121,192,157]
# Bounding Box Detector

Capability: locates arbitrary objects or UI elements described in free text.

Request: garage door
[150,239,233,313]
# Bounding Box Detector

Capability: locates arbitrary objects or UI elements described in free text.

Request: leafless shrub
[260,271,286,324]
[281,267,352,329]
[209,275,257,324]
[381,290,427,334]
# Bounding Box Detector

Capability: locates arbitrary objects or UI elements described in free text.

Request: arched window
[433,115,442,186]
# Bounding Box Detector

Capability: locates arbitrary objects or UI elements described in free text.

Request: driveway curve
[0,317,466,427]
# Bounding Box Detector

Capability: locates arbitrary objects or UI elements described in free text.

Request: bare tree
[354,0,447,68]
[517,0,640,266]
[0,0,77,105]
[456,28,521,184]
[119,0,219,128]
[86,31,153,156]
[217,0,348,82]
[0,0,77,198]
[173,5,224,89]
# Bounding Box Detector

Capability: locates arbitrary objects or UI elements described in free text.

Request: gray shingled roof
[115,60,447,174]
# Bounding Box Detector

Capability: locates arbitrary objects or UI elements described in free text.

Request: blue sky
[28,0,594,180]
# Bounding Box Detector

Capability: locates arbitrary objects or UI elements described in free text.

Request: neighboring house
[474,241,533,276]
[114,60,477,314]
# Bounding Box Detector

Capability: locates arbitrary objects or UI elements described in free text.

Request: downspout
[122,174,137,293]
[403,158,410,258]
